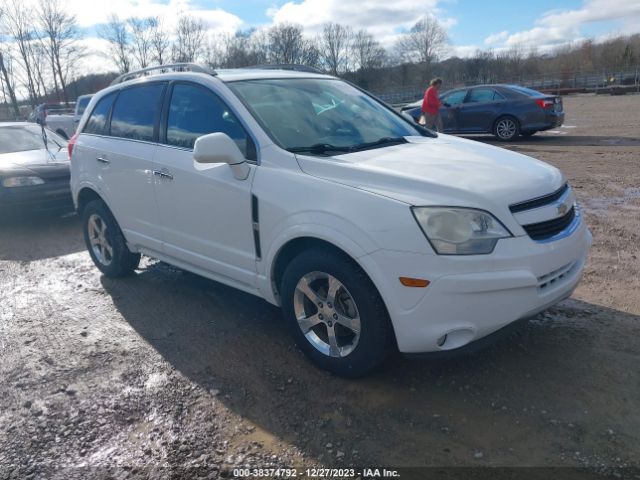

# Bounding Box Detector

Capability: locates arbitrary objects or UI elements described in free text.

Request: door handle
[153,170,174,180]
[96,156,110,164]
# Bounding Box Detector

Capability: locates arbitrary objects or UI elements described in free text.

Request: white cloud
[267,0,448,47]
[484,0,640,49]
[484,31,508,45]
[451,44,480,58]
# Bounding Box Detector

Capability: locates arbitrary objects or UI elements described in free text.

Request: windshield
[0,125,66,155]
[228,78,422,153]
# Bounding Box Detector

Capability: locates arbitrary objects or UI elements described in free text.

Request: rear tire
[82,200,140,277]
[493,116,520,141]
[280,249,394,377]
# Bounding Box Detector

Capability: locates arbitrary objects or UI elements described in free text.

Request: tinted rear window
[110,83,165,142]
[83,92,116,135]
[508,85,546,97]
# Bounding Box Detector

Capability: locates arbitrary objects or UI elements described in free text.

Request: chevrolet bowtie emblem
[557,202,570,216]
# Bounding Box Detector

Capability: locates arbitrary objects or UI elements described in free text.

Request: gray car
[403,84,565,141]
[0,122,71,215]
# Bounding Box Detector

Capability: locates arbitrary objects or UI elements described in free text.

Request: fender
[72,178,110,211]
[257,212,381,305]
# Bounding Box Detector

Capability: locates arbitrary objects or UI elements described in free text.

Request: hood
[0,148,69,178]
[295,134,564,211]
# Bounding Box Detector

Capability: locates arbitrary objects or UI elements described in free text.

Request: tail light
[68,133,78,160]
[535,98,554,109]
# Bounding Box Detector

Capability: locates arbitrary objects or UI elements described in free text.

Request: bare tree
[214,29,269,68]
[98,14,131,73]
[395,14,447,65]
[148,17,170,65]
[172,15,206,63]
[0,9,20,118]
[37,0,82,104]
[320,23,353,75]
[352,29,386,71]
[1,0,40,105]
[128,17,153,69]
[267,23,318,66]
[30,42,49,100]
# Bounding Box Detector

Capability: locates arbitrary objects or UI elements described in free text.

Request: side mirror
[193,132,250,180]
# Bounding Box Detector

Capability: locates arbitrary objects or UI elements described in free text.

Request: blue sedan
[402,84,565,141]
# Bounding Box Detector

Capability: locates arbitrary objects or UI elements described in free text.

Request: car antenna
[40,124,56,162]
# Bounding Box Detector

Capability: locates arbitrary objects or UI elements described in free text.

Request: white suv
[70,64,591,376]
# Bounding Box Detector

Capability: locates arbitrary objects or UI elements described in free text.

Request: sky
[37,0,640,73]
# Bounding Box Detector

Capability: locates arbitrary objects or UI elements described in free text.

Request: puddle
[582,187,640,215]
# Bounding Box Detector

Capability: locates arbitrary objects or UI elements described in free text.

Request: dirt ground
[1,93,639,480]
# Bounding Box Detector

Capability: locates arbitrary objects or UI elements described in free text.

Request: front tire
[493,116,520,141]
[82,200,140,277]
[280,249,394,377]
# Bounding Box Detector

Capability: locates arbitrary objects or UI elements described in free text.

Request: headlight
[412,207,512,255]
[1,176,45,188]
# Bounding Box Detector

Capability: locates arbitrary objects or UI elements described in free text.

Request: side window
[83,92,116,135]
[166,83,253,159]
[443,90,467,106]
[467,88,493,103]
[467,88,497,103]
[110,83,165,142]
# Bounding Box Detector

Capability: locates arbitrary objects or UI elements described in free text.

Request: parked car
[46,94,94,139]
[0,122,72,215]
[28,103,74,126]
[70,64,591,376]
[403,84,565,140]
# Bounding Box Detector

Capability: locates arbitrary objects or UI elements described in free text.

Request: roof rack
[110,63,216,86]
[243,64,324,75]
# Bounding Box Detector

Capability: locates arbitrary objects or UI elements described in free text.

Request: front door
[439,89,468,132]
[152,82,258,289]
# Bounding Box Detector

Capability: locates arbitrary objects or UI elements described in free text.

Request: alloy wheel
[293,271,361,358]
[87,213,113,266]
[496,118,517,139]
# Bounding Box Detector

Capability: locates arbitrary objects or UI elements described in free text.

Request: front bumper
[361,218,591,353]
[0,179,73,213]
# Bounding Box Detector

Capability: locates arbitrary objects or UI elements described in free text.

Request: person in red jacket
[420,78,444,132]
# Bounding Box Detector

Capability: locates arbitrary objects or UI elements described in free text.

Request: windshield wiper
[348,136,408,152]
[288,143,353,155]
[288,137,408,156]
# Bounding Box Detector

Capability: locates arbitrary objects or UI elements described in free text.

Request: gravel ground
[1,93,639,480]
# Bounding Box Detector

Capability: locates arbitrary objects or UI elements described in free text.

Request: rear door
[152,81,258,289]
[457,87,505,132]
[97,83,166,253]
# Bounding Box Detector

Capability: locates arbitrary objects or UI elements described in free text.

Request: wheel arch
[76,186,105,214]
[493,113,521,130]
[269,235,398,353]
[270,237,362,303]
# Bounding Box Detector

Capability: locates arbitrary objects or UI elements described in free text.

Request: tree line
[1,0,639,118]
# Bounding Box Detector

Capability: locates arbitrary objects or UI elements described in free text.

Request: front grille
[509,183,568,213]
[522,206,575,241]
